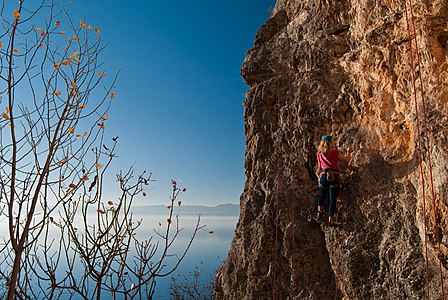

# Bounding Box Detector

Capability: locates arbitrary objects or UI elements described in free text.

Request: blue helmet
[321,135,333,144]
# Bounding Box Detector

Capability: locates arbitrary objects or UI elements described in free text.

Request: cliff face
[215,0,448,299]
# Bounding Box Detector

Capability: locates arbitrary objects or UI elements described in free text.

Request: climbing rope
[403,0,445,298]
[407,4,446,298]
[403,0,430,296]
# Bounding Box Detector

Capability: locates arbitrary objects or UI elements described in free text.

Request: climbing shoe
[329,222,338,228]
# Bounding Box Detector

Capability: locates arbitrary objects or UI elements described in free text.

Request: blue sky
[70,0,276,206]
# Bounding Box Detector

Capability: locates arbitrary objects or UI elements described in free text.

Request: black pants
[317,174,339,217]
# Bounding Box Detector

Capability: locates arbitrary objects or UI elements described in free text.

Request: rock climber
[315,135,352,227]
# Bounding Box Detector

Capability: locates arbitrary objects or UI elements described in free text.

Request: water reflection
[0,212,238,299]
[142,214,238,299]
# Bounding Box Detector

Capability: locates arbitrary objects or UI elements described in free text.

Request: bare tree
[0,1,200,299]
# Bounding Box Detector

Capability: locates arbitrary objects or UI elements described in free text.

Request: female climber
[315,135,352,227]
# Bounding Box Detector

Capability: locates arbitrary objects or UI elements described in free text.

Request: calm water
[147,214,237,299]
[0,212,238,299]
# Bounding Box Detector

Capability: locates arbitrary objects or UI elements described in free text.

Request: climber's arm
[338,148,352,163]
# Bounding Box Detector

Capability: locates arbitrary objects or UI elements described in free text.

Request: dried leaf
[208,231,215,234]
[35,27,41,31]
[59,31,66,34]
[110,92,116,99]
[73,36,80,41]
[88,25,92,30]
[40,32,46,37]
[80,104,86,109]
[107,200,114,206]
[80,20,86,28]
[97,122,105,129]
[55,91,61,96]
[0,42,2,48]
[55,21,60,26]
[178,201,182,206]
[95,163,102,169]
[13,10,20,19]
[62,61,70,66]
[2,113,9,120]
[69,183,77,189]
[95,28,100,35]
[97,209,105,214]
[82,175,89,181]
[68,127,74,133]
[54,64,60,70]
[83,132,87,137]
[13,49,19,53]
[70,82,76,87]
[167,218,172,224]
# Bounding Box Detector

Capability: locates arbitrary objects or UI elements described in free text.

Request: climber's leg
[317,174,328,217]
[328,176,340,225]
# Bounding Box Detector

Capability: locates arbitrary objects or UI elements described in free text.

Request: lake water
[148,214,238,299]
[0,212,238,299]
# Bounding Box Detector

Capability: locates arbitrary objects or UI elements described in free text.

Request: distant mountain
[132,203,240,217]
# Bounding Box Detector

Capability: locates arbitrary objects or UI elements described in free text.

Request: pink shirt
[317,149,340,171]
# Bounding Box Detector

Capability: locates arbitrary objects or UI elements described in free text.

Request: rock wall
[215,0,448,299]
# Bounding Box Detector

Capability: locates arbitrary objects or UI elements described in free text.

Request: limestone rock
[215,0,448,299]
